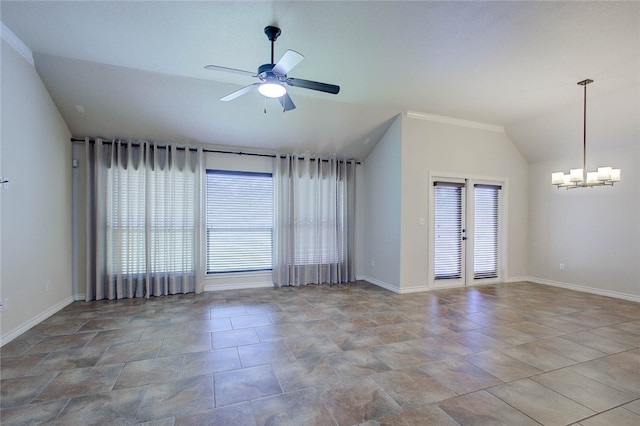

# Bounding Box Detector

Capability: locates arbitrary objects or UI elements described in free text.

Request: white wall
[528,143,639,300]
[399,114,529,292]
[1,38,73,345]
[361,115,403,290]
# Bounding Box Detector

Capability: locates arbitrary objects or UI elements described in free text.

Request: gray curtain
[85,138,205,300]
[273,154,356,286]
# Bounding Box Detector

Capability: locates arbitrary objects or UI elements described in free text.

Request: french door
[431,177,503,288]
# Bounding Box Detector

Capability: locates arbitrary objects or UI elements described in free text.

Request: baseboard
[527,276,640,303]
[0,296,75,347]
[505,276,530,283]
[397,284,431,294]
[205,281,274,292]
[358,276,401,294]
[74,293,86,301]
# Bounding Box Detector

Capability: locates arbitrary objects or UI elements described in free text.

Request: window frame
[205,169,274,274]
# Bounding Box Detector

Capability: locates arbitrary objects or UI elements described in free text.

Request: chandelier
[551,79,620,189]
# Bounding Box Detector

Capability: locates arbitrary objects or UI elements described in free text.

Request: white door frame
[428,172,508,289]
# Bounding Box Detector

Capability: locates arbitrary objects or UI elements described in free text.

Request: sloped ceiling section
[32,53,399,160]
[1,1,638,162]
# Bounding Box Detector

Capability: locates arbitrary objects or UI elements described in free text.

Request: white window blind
[206,170,273,273]
[293,177,344,265]
[473,184,501,279]
[107,166,196,276]
[434,182,464,280]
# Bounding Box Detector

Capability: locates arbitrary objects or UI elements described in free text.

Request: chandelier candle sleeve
[551,79,621,189]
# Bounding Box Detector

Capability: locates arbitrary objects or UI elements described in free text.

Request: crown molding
[404,110,505,133]
[1,21,34,66]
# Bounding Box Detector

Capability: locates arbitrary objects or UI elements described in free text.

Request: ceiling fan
[204,26,340,112]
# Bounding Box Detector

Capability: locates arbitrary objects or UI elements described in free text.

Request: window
[206,170,273,273]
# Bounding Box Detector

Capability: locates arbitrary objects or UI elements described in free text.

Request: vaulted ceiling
[2,1,638,161]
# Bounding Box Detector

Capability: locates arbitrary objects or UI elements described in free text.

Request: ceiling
[1,1,638,162]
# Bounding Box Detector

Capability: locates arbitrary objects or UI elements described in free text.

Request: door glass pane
[434,184,463,279]
[474,185,500,279]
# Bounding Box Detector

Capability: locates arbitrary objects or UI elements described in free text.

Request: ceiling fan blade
[272,50,304,76]
[287,78,340,95]
[279,93,296,111]
[220,83,260,101]
[204,64,256,77]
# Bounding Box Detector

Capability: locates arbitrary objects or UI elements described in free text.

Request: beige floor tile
[376,405,460,426]
[447,330,509,352]
[419,357,503,395]
[563,330,637,354]
[284,335,342,359]
[56,386,146,425]
[317,376,402,425]
[370,340,435,369]
[214,365,282,407]
[250,389,335,426]
[211,328,260,350]
[158,332,213,357]
[114,355,185,389]
[0,354,47,379]
[272,356,340,392]
[438,390,540,426]
[237,341,295,368]
[476,325,540,346]
[0,372,57,408]
[464,350,543,381]
[0,399,68,425]
[28,346,106,374]
[183,347,241,376]
[579,407,640,426]
[487,378,596,425]
[522,336,607,362]
[231,313,273,329]
[34,364,123,402]
[623,399,640,415]
[137,375,214,422]
[410,336,473,360]
[175,403,255,426]
[531,368,635,411]
[373,367,456,409]
[500,342,576,371]
[569,353,640,397]
[325,348,391,378]
[96,339,163,365]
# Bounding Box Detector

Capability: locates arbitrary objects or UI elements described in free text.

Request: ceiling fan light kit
[258,82,287,98]
[205,25,340,112]
[551,79,620,189]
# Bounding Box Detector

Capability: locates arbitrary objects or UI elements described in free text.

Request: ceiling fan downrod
[264,26,281,65]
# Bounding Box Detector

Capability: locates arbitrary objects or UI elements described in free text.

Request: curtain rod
[70,137,360,164]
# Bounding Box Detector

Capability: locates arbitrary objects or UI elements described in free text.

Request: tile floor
[1,281,639,425]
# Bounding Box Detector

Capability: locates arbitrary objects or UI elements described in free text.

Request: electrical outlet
[46,280,50,292]
[2,298,8,311]
[559,263,565,271]
[371,260,376,268]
